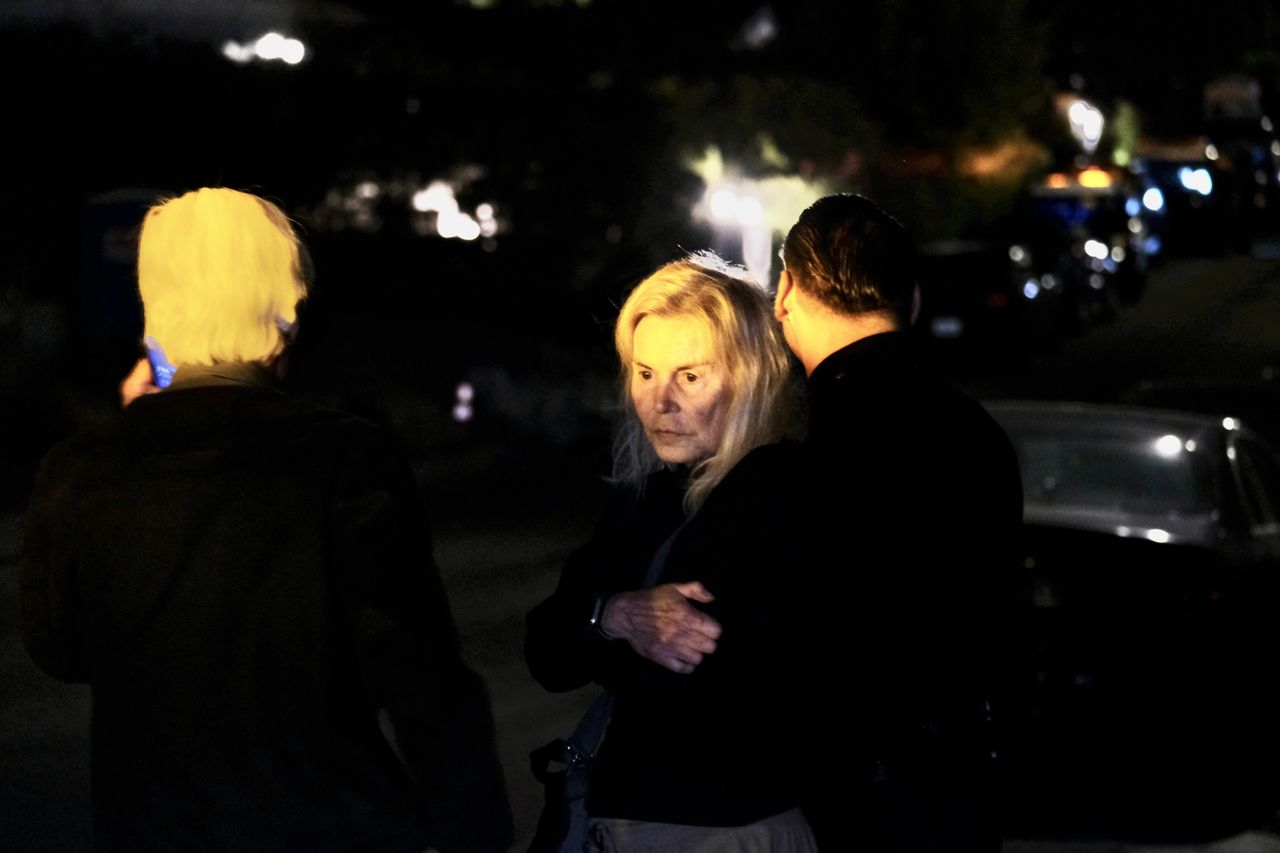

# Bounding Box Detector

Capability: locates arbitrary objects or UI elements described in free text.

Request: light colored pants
[584,808,819,853]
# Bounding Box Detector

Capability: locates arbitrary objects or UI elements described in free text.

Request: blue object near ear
[143,336,177,388]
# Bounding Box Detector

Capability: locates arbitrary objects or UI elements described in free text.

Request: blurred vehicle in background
[910,238,1064,366]
[1201,75,1280,249]
[1131,137,1232,257]
[985,398,1280,840]
[999,165,1154,338]
[1206,115,1280,247]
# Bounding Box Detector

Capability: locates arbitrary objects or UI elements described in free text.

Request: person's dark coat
[793,331,1024,852]
[525,443,808,828]
[20,364,513,853]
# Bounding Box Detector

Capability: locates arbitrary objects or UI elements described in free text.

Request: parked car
[1203,113,1280,246]
[1132,137,1233,257]
[910,238,1063,366]
[984,399,1280,839]
[1000,165,1154,337]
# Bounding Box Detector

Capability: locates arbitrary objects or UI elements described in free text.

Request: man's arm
[330,429,512,853]
[19,447,91,683]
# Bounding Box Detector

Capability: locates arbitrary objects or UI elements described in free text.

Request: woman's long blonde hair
[612,250,801,513]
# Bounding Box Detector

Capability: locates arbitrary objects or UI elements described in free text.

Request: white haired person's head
[137,187,309,366]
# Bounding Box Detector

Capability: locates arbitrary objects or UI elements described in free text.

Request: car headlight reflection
[1084,239,1108,260]
[1178,167,1213,196]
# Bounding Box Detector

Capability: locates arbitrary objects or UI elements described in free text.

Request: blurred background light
[1067,98,1105,154]
[1178,167,1213,195]
[452,379,474,423]
[1078,166,1111,188]
[221,40,254,64]
[222,31,306,65]
[254,31,305,64]
[731,5,779,51]
[735,194,764,227]
[688,145,834,285]
[412,181,454,213]
[707,186,741,224]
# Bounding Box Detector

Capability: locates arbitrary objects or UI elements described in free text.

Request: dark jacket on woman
[525,442,807,828]
[19,363,512,853]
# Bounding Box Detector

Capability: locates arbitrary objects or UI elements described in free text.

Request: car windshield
[1021,193,1127,235]
[1016,431,1215,515]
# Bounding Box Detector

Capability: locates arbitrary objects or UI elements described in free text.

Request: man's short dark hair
[781,193,917,323]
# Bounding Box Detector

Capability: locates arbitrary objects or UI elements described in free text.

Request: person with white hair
[21,186,513,853]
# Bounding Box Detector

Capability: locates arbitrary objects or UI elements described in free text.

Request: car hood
[1022,505,1219,548]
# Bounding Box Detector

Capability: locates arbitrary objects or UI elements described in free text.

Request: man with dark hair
[774,193,1023,851]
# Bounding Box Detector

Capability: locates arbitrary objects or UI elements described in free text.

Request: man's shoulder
[211,388,400,448]
[42,390,399,471]
[803,368,1016,468]
[738,440,802,470]
[34,410,130,474]
[283,398,389,439]
[892,364,1011,435]
[276,401,416,476]
[716,441,801,496]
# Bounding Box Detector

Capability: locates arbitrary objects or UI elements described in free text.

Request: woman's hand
[600,582,721,674]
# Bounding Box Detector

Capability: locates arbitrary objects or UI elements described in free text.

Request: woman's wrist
[589,595,617,641]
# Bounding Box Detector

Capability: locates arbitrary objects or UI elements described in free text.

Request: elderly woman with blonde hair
[525,250,818,851]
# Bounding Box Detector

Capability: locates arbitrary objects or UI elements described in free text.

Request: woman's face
[630,313,730,466]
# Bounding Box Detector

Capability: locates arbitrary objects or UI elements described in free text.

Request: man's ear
[774,270,794,321]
